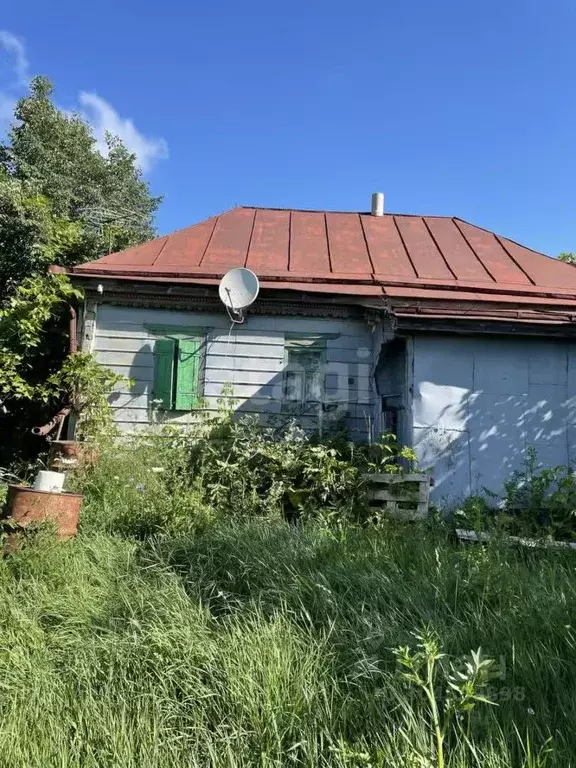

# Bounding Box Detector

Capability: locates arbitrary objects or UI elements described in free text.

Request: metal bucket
[33,471,66,493]
[2,485,83,539]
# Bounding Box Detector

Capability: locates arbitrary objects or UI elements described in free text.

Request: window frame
[147,324,206,411]
[282,334,329,413]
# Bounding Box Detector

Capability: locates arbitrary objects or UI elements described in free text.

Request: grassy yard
[0,509,575,766]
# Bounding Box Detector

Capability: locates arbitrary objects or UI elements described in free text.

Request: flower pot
[2,484,83,540]
[48,440,99,470]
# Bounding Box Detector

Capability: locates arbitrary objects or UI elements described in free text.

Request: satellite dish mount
[218,268,260,324]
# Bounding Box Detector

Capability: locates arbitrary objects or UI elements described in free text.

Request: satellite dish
[219,268,259,320]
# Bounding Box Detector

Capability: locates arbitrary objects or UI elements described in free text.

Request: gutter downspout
[68,305,77,354]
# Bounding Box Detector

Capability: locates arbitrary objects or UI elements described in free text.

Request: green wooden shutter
[175,339,199,410]
[153,338,176,409]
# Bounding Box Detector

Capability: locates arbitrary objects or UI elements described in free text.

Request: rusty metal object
[31,304,77,438]
[48,440,99,470]
[68,304,77,353]
[58,207,576,302]
[2,485,82,539]
[31,406,71,437]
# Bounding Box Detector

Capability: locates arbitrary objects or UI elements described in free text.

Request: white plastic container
[33,470,66,493]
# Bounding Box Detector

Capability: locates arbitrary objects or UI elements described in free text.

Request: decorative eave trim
[82,288,359,319]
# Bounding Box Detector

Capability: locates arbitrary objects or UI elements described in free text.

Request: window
[153,337,201,410]
[282,337,326,411]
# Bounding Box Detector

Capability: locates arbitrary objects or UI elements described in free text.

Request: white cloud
[0,30,168,173]
[0,30,29,86]
[79,91,168,173]
[0,29,29,133]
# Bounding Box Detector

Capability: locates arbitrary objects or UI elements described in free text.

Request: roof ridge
[239,205,455,219]
[494,233,537,286]
[100,208,460,262]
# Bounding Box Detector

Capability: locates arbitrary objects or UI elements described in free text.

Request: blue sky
[1,0,575,255]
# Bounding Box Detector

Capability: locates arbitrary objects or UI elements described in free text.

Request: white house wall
[92,304,378,439]
[411,335,576,505]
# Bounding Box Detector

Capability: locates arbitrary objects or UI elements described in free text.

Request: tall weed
[76,418,417,534]
[455,447,576,541]
[0,522,571,766]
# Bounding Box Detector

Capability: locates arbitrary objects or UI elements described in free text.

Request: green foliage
[76,431,217,538]
[0,75,160,291]
[454,494,496,533]
[186,415,415,525]
[46,352,126,442]
[0,275,121,453]
[558,252,576,265]
[0,76,160,286]
[501,448,576,540]
[455,447,576,541]
[0,181,85,291]
[0,75,161,461]
[0,273,81,401]
[72,423,410,537]
[393,630,498,767]
[0,509,569,765]
[0,431,570,765]
[363,432,418,474]
[73,420,418,537]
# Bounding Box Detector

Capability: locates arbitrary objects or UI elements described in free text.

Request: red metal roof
[68,207,576,309]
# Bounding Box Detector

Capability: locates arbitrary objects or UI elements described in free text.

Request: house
[60,196,576,504]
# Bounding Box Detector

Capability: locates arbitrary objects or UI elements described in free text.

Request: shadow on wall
[109,342,153,407]
[113,332,576,507]
[413,336,576,507]
[119,337,379,442]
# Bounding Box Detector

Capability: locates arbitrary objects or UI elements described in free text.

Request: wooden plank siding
[92,304,378,438]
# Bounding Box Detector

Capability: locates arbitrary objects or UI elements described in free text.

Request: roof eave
[61,264,576,304]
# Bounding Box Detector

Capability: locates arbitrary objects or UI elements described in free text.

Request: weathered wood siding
[411,335,576,504]
[92,304,378,439]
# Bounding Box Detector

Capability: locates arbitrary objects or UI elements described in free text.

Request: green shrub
[502,448,576,540]
[187,415,416,525]
[455,447,576,541]
[76,428,218,538]
[73,417,419,536]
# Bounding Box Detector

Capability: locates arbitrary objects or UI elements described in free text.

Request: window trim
[145,323,209,339]
[147,325,206,411]
[282,335,328,413]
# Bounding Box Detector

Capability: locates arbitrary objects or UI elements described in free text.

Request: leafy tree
[0,75,160,293]
[558,252,576,265]
[0,76,161,462]
[0,274,81,402]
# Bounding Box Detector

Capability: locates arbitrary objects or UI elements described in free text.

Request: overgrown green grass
[0,522,573,765]
[0,439,575,766]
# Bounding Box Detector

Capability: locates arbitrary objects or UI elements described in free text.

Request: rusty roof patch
[70,206,576,311]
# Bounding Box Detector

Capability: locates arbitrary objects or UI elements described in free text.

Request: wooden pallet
[367,473,432,520]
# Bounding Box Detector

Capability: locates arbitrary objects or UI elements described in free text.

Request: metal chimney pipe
[371,192,384,216]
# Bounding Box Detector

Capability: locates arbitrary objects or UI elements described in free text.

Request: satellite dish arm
[218,267,259,324]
